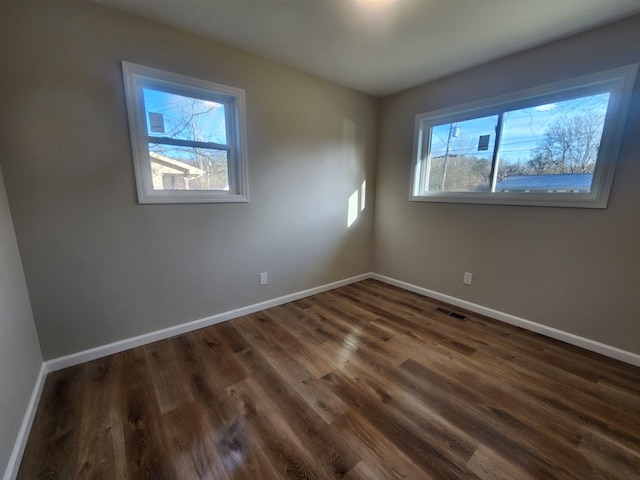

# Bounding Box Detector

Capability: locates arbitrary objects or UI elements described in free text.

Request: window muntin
[411,65,637,208]
[122,62,249,203]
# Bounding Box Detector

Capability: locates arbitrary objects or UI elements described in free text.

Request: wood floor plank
[294,376,351,425]
[333,412,436,480]
[119,348,178,479]
[468,348,640,453]
[212,320,253,353]
[17,365,85,480]
[361,280,640,390]
[121,384,177,479]
[326,365,479,468]
[17,279,640,479]
[398,358,598,479]
[377,330,586,450]
[234,312,334,382]
[308,297,411,366]
[233,347,360,477]
[75,355,127,479]
[161,403,229,480]
[465,446,538,480]
[243,310,337,378]
[170,334,240,431]
[274,302,332,347]
[322,368,481,480]
[231,313,350,424]
[192,326,250,389]
[144,340,194,415]
[577,430,640,480]
[227,377,331,479]
[329,287,478,357]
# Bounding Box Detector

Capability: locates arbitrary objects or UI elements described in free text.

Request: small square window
[122,62,249,204]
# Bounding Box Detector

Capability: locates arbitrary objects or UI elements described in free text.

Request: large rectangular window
[411,65,637,208]
[122,62,249,204]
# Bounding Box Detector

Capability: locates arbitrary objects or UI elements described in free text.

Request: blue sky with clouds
[430,92,610,164]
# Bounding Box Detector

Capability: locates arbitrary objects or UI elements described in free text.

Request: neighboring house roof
[149,152,203,176]
[496,173,593,192]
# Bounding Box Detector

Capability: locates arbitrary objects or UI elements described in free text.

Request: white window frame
[410,65,638,208]
[122,61,249,204]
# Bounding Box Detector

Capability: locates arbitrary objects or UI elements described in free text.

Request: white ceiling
[94,0,640,97]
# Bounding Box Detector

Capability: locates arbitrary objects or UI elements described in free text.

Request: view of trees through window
[427,92,609,193]
[143,88,231,191]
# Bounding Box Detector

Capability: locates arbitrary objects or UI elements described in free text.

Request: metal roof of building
[496,173,593,191]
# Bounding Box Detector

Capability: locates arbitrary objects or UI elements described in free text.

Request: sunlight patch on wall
[348,189,359,227]
[347,180,367,228]
[344,118,367,228]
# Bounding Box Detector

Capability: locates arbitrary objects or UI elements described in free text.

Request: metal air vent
[435,307,467,321]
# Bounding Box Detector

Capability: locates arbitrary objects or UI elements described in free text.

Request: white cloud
[534,103,557,112]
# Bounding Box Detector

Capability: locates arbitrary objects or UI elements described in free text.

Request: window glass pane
[148,143,229,191]
[428,115,497,192]
[410,65,637,207]
[495,93,610,192]
[143,88,227,144]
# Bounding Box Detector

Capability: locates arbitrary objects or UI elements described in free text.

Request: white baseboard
[42,270,640,372]
[3,363,47,480]
[372,273,640,367]
[45,273,371,372]
[7,271,639,479]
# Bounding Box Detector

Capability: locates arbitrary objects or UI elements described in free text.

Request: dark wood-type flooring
[18,279,640,479]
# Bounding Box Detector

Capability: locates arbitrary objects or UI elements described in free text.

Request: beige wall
[0,166,43,477]
[0,0,378,359]
[1,0,639,364]
[2,2,638,475]
[373,15,640,355]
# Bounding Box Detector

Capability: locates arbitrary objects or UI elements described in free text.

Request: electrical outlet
[463,272,473,285]
[259,272,268,285]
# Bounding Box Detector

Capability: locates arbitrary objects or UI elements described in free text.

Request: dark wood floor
[18,279,640,479]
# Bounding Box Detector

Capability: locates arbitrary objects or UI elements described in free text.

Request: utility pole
[441,123,458,191]
[489,113,505,192]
